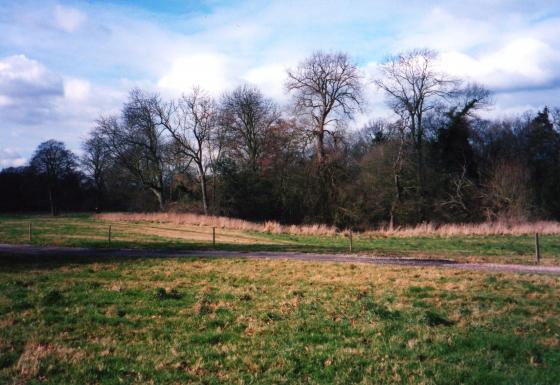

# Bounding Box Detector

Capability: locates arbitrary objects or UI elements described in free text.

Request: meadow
[1,214,560,384]
[1,256,559,384]
[1,214,560,265]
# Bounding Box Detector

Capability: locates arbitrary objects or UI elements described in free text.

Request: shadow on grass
[0,251,208,271]
[0,240,360,271]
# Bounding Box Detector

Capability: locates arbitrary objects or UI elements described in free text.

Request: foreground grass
[0,256,559,384]
[1,214,560,265]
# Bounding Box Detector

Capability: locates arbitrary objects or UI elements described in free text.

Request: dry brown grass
[95,212,338,236]
[370,221,560,237]
[96,212,560,237]
[121,223,287,245]
[14,342,85,384]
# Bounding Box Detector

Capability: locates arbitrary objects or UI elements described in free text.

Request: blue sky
[1,0,560,168]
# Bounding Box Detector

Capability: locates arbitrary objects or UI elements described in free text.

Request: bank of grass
[96,212,338,236]
[0,256,559,384]
[1,214,560,265]
[95,212,560,236]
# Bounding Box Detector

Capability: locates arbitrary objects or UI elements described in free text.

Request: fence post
[108,225,112,245]
[535,232,540,265]
[212,227,216,248]
[349,230,353,253]
[28,222,32,242]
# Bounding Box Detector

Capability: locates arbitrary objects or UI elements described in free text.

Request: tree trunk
[94,182,103,213]
[316,130,325,166]
[414,115,427,222]
[151,188,164,211]
[416,143,427,221]
[198,164,209,215]
[48,187,55,216]
[389,174,401,230]
[211,172,217,215]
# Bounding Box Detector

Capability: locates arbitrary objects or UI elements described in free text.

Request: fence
[20,220,546,265]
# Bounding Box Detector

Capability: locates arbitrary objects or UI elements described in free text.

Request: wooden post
[28,222,32,242]
[349,230,353,253]
[535,232,540,265]
[212,227,216,248]
[108,225,112,245]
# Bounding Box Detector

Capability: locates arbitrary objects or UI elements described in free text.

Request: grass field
[1,214,559,383]
[1,255,559,384]
[1,214,560,265]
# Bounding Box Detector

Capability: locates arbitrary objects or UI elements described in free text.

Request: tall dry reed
[95,212,338,236]
[369,221,560,237]
[95,212,560,237]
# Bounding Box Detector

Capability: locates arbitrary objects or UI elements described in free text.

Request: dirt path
[1,243,559,275]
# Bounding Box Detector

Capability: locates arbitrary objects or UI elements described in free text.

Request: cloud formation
[0,54,64,123]
[1,0,560,167]
[440,39,560,92]
[53,4,86,32]
[158,54,234,97]
[0,148,27,169]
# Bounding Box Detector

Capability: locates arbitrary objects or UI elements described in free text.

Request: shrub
[423,310,454,326]
[155,288,182,300]
[41,290,63,306]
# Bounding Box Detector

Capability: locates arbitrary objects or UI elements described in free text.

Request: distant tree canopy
[1,140,86,214]
[2,49,560,227]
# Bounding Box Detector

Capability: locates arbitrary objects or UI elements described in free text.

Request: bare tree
[98,89,168,210]
[375,49,458,219]
[82,129,111,212]
[450,83,492,118]
[220,85,280,171]
[30,140,78,216]
[286,51,362,166]
[157,88,216,214]
[482,160,532,221]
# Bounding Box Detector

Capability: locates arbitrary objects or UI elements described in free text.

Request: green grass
[0,256,558,384]
[262,231,560,264]
[1,214,560,265]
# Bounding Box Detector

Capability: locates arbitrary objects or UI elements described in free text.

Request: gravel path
[1,243,559,275]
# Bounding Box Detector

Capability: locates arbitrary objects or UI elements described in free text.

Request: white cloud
[0,148,27,169]
[0,54,63,123]
[158,54,233,96]
[243,64,288,100]
[1,0,560,164]
[0,54,125,161]
[439,38,560,92]
[64,78,91,102]
[0,54,60,90]
[0,95,12,107]
[53,5,86,33]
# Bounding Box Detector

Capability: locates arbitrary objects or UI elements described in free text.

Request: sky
[1,0,560,168]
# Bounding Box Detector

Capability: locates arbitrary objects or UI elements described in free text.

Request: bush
[42,290,63,305]
[423,310,454,326]
[155,288,182,300]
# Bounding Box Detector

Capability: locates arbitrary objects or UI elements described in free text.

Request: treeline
[2,49,560,228]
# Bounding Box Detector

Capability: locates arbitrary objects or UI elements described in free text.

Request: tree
[98,89,169,210]
[428,84,491,221]
[220,85,279,171]
[375,49,459,220]
[30,140,78,216]
[157,88,217,214]
[520,107,560,217]
[482,161,532,221]
[286,51,362,166]
[353,119,412,228]
[82,129,111,212]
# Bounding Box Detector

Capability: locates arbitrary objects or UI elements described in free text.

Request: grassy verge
[1,214,559,265]
[0,256,559,384]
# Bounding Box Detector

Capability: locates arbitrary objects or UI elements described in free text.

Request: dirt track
[1,243,559,275]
